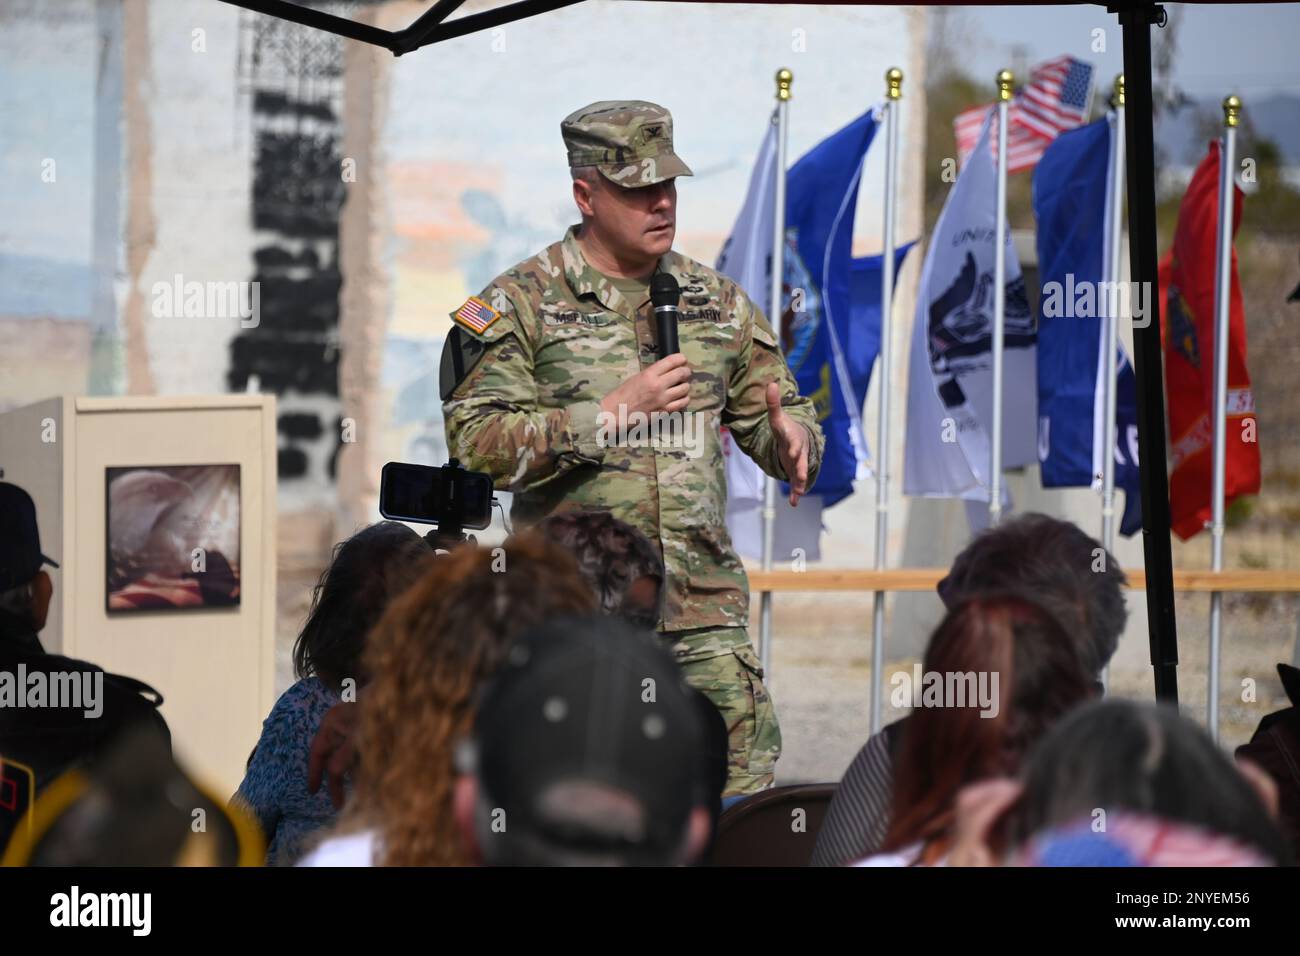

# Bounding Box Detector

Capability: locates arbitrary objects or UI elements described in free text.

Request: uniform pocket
[681,646,781,785]
[731,646,781,778]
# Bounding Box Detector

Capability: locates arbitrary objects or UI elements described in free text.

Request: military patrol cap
[561,100,693,189]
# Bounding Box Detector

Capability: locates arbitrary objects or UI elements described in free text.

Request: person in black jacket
[1236,663,1300,860]
[0,480,170,853]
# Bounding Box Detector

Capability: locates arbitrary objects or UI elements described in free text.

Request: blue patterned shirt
[234,677,350,866]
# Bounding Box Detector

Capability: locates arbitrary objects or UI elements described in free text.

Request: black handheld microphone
[650,272,681,362]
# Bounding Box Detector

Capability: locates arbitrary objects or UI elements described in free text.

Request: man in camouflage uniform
[441,101,824,795]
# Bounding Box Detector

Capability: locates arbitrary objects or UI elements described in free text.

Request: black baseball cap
[467,615,706,860]
[0,482,59,591]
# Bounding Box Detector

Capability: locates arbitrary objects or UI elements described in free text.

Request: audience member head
[292,521,432,694]
[528,511,727,846]
[347,532,597,865]
[938,513,1127,678]
[1235,663,1300,859]
[453,615,710,866]
[533,510,664,630]
[881,592,1094,861]
[1012,699,1291,865]
[5,726,261,866]
[0,481,59,635]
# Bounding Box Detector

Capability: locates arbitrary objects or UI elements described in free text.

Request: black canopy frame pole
[392,0,472,54]
[1114,1,1179,704]
[213,0,586,54]
[215,0,399,48]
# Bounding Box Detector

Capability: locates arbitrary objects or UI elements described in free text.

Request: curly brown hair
[342,533,596,866]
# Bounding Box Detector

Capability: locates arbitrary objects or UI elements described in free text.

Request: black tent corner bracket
[213,0,586,56]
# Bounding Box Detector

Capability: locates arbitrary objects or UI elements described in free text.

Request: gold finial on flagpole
[1113,73,1125,108]
[886,67,903,100]
[996,69,1015,102]
[776,68,793,101]
[1223,94,1241,128]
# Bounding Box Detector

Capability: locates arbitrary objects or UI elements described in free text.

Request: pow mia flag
[904,113,1038,508]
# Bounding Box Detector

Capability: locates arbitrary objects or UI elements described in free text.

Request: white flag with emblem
[903,115,1038,504]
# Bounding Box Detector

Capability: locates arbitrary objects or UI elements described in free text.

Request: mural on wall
[229,11,347,499]
[382,182,563,471]
[0,0,103,408]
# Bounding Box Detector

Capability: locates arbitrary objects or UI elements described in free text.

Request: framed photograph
[106,464,241,613]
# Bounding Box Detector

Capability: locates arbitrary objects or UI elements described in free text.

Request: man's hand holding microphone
[598,271,809,507]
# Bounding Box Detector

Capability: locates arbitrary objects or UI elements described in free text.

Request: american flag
[452,295,499,334]
[954,56,1095,174]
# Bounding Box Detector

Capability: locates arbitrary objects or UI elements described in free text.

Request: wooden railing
[746,569,1300,593]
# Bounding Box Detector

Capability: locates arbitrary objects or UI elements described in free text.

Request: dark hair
[881,592,1094,857]
[292,521,431,693]
[938,513,1127,677]
[1012,699,1291,865]
[532,510,664,627]
[529,513,723,842]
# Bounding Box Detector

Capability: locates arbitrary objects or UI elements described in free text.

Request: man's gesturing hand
[766,381,810,506]
[600,353,692,418]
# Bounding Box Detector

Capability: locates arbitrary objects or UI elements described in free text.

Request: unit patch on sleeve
[440,325,488,401]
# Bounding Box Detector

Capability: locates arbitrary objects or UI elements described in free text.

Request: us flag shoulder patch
[452,295,501,334]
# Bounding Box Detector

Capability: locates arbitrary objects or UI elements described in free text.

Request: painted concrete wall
[0,0,102,398]
[0,0,362,516]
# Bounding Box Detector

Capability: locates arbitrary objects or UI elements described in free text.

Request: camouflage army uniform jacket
[443,225,824,645]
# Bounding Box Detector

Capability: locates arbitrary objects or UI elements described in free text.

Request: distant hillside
[1155,93,1300,167]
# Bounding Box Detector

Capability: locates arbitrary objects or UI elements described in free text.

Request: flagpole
[1208,93,1240,744]
[1100,73,1126,695]
[759,68,792,681]
[869,67,903,735]
[989,69,1013,526]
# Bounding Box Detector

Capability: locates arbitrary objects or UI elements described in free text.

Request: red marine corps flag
[1159,140,1260,540]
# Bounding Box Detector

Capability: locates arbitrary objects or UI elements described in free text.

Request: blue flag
[781,109,880,508]
[1033,116,1142,535]
[847,241,916,419]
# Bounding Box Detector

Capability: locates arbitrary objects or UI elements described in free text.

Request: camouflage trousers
[670,626,782,797]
